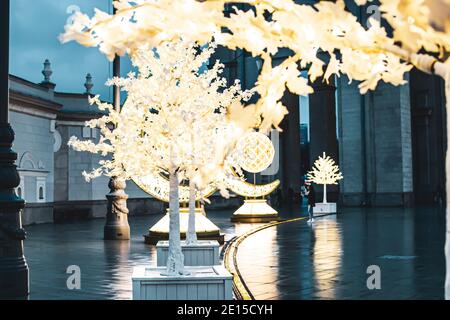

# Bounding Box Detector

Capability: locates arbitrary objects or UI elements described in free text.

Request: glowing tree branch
[307,152,343,204]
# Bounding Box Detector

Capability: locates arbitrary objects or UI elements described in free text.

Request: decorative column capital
[108,176,127,193]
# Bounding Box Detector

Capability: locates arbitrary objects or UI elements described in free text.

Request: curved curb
[223,216,309,300]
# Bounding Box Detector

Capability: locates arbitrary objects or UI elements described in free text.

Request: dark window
[39,186,44,200]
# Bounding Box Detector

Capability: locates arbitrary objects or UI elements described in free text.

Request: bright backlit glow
[233,199,278,216]
[307,152,343,186]
[236,132,275,174]
[150,208,220,234]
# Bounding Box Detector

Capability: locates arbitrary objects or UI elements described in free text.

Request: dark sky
[9,0,132,101]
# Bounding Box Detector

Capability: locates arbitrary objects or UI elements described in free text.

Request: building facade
[9,61,163,226]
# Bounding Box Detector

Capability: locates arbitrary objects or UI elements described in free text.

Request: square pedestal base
[156,240,220,266]
[313,202,337,214]
[132,265,233,300]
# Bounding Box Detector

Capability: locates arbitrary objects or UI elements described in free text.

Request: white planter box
[313,202,337,214]
[156,240,220,266]
[132,265,233,300]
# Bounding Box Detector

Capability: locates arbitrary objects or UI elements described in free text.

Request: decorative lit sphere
[236,132,275,173]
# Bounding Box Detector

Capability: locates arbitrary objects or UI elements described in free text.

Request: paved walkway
[24,210,255,300]
[237,206,446,299]
[22,205,445,299]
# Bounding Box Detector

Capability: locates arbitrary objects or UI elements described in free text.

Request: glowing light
[149,208,220,234]
[233,199,278,216]
[307,152,343,204]
[307,152,343,186]
[236,132,275,174]
[226,179,279,198]
[133,171,216,203]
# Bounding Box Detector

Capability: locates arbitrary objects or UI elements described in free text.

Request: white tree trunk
[186,179,197,245]
[323,184,327,204]
[164,166,185,276]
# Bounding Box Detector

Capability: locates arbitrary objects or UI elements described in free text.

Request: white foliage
[69,40,254,274]
[307,152,343,204]
[307,152,343,186]
[69,41,253,189]
[60,0,415,134]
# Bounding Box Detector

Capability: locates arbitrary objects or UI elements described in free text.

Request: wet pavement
[23,204,445,300]
[237,206,446,300]
[24,209,252,300]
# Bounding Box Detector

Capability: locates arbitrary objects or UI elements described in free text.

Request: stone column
[337,76,414,207]
[309,78,338,163]
[0,0,29,298]
[280,91,302,201]
[104,177,130,239]
[104,43,130,240]
[309,78,339,202]
[336,76,367,206]
[364,81,414,206]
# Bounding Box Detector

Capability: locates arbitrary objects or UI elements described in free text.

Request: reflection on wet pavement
[237,206,445,300]
[25,210,246,300]
[24,205,445,299]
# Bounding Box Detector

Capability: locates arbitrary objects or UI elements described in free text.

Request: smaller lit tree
[68,40,253,276]
[307,152,343,204]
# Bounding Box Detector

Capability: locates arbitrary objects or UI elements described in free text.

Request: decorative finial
[42,59,52,83]
[84,73,93,94]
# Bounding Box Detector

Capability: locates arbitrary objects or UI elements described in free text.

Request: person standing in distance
[304,180,315,223]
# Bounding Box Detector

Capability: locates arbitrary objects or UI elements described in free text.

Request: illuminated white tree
[68,40,253,275]
[307,152,343,204]
[61,0,450,296]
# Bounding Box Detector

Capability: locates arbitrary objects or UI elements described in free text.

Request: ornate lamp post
[103,5,130,240]
[0,0,29,298]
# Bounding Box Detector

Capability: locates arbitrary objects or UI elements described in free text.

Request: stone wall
[10,110,55,212]
[54,124,151,202]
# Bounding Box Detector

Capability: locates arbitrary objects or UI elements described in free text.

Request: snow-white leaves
[68,40,254,199]
[379,0,450,55]
[286,63,314,96]
[307,152,343,185]
[60,0,424,135]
